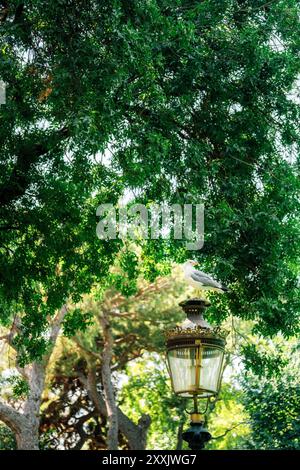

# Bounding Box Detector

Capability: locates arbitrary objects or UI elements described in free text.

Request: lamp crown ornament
[166,299,227,343]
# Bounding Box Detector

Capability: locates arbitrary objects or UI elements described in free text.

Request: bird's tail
[221,284,230,293]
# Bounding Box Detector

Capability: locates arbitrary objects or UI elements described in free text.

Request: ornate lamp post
[165,298,228,450]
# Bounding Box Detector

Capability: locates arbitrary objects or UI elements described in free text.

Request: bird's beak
[192,261,199,266]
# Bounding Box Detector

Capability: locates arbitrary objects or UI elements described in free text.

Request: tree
[1,1,300,355]
[119,355,188,450]
[40,268,187,450]
[0,305,67,449]
[120,0,300,339]
[240,338,300,449]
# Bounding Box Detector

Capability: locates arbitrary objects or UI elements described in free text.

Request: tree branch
[211,421,249,440]
[0,127,69,207]
[0,401,24,435]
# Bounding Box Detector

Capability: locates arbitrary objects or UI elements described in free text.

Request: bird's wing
[190,270,222,289]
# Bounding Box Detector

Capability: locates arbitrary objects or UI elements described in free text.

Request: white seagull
[183,260,229,294]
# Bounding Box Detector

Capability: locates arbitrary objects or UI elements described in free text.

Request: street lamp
[165,298,228,450]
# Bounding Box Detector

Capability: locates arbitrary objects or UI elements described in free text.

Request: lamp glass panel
[199,346,223,393]
[168,347,197,395]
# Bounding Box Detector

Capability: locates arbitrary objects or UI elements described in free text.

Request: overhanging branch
[0,127,69,207]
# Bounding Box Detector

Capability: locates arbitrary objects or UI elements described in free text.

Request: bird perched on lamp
[183,260,229,296]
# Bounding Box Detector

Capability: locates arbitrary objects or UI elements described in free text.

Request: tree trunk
[0,305,67,450]
[83,366,151,450]
[17,362,46,450]
[0,399,40,450]
[16,422,40,450]
[100,312,119,450]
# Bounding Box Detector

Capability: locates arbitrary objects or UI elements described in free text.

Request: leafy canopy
[0,0,299,362]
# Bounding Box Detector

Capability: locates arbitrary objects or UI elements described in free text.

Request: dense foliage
[1,0,300,358]
[240,339,300,449]
[0,0,299,451]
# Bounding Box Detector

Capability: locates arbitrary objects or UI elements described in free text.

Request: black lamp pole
[182,420,212,450]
